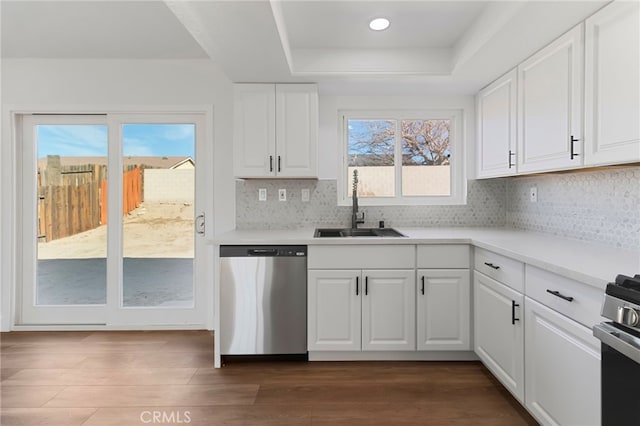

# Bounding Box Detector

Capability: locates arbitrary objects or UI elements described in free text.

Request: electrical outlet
[278,189,287,201]
[301,189,310,202]
[258,188,267,201]
[530,187,538,203]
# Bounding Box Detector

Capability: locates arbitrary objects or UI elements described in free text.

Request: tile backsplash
[236,179,507,230]
[235,166,640,249]
[506,166,640,250]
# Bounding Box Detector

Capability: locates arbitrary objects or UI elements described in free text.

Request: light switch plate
[258,188,267,201]
[301,189,310,202]
[530,187,538,203]
[278,189,287,201]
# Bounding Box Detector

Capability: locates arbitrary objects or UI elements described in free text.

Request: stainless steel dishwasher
[219,245,307,355]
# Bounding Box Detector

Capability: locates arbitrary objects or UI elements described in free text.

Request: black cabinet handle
[421,276,425,295]
[269,155,273,172]
[570,136,579,160]
[365,276,368,296]
[511,300,520,325]
[356,276,359,296]
[484,262,500,270]
[278,156,281,172]
[508,150,515,169]
[546,289,574,302]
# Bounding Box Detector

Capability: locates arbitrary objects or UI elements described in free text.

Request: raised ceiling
[1,0,609,94]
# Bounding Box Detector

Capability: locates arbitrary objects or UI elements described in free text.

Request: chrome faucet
[351,170,365,229]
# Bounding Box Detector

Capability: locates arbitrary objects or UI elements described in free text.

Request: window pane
[122,124,195,308]
[401,119,451,196]
[347,119,395,197]
[36,125,108,305]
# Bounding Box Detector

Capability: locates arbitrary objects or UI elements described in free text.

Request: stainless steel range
[593,274,640,425]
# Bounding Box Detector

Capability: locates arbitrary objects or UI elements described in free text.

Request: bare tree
[348,119,450,167]
[402,119,450,166]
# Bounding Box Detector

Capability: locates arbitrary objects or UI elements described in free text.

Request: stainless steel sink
[314,227,405,238]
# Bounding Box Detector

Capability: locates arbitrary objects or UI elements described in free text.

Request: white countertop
[211,227,640,290]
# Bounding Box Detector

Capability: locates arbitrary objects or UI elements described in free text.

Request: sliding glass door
[20,113,209,327]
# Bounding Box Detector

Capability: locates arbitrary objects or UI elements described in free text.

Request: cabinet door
[584,1,640,166]
[525,297,600,426]
[275,84,318,178]
[417,269,470,351]
[517,25,583,173]
[233,84,276,177]
[476,68,517,178]
[307,270,361,351]
[474,272,524,402]
[362,270,415,351]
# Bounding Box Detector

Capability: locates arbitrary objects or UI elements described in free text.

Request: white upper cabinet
[234,83,318,178]
[476,68,518,178]
[584,1,640,166]
[517,24,584,174]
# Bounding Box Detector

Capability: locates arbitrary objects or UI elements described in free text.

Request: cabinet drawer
[474,248,524,292]
[308,245,415,269]
[525,265,604,328]
[417,245,469,269]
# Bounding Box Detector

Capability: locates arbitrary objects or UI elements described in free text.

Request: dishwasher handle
[249,248,278,256]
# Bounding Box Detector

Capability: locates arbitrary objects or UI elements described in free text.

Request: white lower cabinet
[417,269,470,351]
[307,269,361,351]
[524,297,601,426]
[474,272,525,402]
[308,269,415,351]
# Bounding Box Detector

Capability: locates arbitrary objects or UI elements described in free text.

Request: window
[340,110,465,206]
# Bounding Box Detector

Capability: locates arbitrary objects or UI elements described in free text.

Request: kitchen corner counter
[211,227,640,290]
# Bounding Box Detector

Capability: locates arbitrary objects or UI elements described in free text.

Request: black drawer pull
[546,289,574,302]
[511,300,520,325]
[269,155,274,172]
[365,276,368,295]
[484,262,500,270]
[356,276,359,296]
[421,276,425,295]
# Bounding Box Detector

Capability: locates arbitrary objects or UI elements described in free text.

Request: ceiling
[1,0,609,94]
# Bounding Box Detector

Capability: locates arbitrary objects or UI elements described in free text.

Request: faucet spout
[351,170,365,229]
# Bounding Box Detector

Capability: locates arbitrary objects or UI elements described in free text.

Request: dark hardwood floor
[0,331,538,425]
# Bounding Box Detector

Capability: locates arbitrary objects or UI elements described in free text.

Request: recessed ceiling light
[369,18,390,31]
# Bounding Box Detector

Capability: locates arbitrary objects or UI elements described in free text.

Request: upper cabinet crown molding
[234,83,318,178]
[517,24,584,174]
[584,1,640,166]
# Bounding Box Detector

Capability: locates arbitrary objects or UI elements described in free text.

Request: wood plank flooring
[1,331,538,425]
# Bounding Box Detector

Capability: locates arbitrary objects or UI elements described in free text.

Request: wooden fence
[38,156,142,242]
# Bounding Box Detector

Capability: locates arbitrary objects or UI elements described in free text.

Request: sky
[37,124,195,158]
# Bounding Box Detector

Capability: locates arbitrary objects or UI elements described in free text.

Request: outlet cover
[278,189,287,201]
[258,188,267,201]
[301,189,310,202]
[530,187,538,203]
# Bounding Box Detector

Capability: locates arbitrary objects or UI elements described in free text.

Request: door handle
[356,276,359,296]
[195,213,205,235]
[570,136,579,160]
[421,276,425,295]
[365,276,368,295]
[511,300,520,325]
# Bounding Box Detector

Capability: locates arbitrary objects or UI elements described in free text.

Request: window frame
[338,109,466,206]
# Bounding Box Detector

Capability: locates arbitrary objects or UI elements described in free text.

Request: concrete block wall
[143,169,194,203]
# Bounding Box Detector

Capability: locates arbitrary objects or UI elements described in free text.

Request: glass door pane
[121,124,195,308]
[36,124,108,305]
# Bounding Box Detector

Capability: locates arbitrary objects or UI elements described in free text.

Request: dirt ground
[37,202,194,259]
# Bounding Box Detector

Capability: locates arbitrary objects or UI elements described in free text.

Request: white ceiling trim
[163,0,219,62]
[269,0,295,75]
[290,47,451,76]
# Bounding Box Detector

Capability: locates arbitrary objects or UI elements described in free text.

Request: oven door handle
[593,323,640,364]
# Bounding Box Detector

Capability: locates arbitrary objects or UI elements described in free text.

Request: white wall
[317,94,476,180]
[0,58,235,331]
